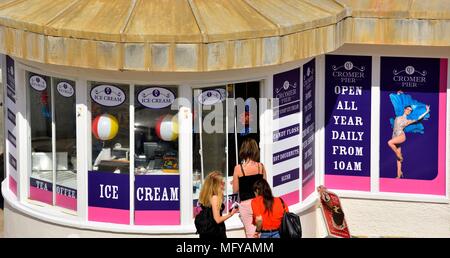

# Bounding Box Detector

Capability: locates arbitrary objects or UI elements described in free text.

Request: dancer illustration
[387,91,430,178]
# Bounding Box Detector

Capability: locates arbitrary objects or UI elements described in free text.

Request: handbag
[194,205,216,235]
[279,198,302,238]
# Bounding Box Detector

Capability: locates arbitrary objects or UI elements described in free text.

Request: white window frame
[16,62,82,217]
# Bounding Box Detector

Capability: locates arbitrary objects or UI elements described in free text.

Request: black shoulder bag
[279,198,302,238]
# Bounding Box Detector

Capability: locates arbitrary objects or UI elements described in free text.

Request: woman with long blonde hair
[197,171,238,239]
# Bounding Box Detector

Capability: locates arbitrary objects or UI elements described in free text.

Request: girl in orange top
[251,178,288,238]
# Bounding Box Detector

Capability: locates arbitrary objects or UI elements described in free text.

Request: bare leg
[396,146,403,178]
[387,140,400,158]
[388,134,406,161]
[387,140,403,161]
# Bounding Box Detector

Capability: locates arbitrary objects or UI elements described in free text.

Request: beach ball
[155,114,178,141]
[92,114,119,141]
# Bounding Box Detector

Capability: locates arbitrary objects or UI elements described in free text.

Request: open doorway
[192,81,261,203]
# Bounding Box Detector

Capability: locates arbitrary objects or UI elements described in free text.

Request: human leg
[388,135,406,161]
[238,199,256,238]
[396,147,403,178]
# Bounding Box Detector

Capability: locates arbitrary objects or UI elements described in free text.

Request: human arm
[418,105,430,121]
[255,215,262,238]
[261,163,267,180]
[211,195,237,224]
[407,105,430,126]
[232,166,240,194]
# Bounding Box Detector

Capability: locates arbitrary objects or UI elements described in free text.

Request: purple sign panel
[5,55,17,196]
[6,55,15,91]
[273,124,299,142]
[273,146,300,165]
[7,108,16,126]
[88,171,130,224]
[273,68,300,119]
[302,59,315,200]
[135,175,180,210]
[9,153,16,170]
[379,57,447,196]
[273,101,300,119]
[7,130,16,147]
[273,168,300,187]
[6,87,15,104]
[273,68,300,106]
[325,55,371,191]
[135,175,180,225]
[272,67,301,204]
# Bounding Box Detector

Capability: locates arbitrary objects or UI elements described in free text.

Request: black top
[238,163,263,201]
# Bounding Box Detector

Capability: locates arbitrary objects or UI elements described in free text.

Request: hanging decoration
[92,114,119,140]
[155,114,179,141]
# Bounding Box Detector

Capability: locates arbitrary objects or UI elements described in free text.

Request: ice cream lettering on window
[137,87,175,109]
[29,75,47,91]
[91,85,126,107]
[56,82,75,98]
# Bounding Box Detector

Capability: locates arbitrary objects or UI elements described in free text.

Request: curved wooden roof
[0,0,448,72]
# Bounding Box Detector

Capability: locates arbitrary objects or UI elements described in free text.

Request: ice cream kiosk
[1,0,449,237]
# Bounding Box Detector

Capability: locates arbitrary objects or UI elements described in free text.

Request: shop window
[192,82,260,213]
[90,83,130,173]
[27,72,77,211]
[88,82,130,224]
[193,86,229,205]
[54,78,77,210]
[134,86,180,225]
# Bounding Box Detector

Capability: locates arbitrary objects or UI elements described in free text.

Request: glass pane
[88,82,130,225]
[235,81,260,160]
[54,78,77,211]
[28,72,53,205]
[90,83,130,173]
[192,86,227,201]
[134,86,180,225]
[134,86,178,175]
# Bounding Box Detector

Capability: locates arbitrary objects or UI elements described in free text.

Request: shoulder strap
[240,164,246,176]
[280,197,287,212]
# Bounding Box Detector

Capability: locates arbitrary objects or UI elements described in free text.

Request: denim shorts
[260,231,280,238]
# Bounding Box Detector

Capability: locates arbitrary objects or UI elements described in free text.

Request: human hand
[426,105,430,112]
[253,232,261,238]
[229,208,238,216]
[397,90,403,94]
